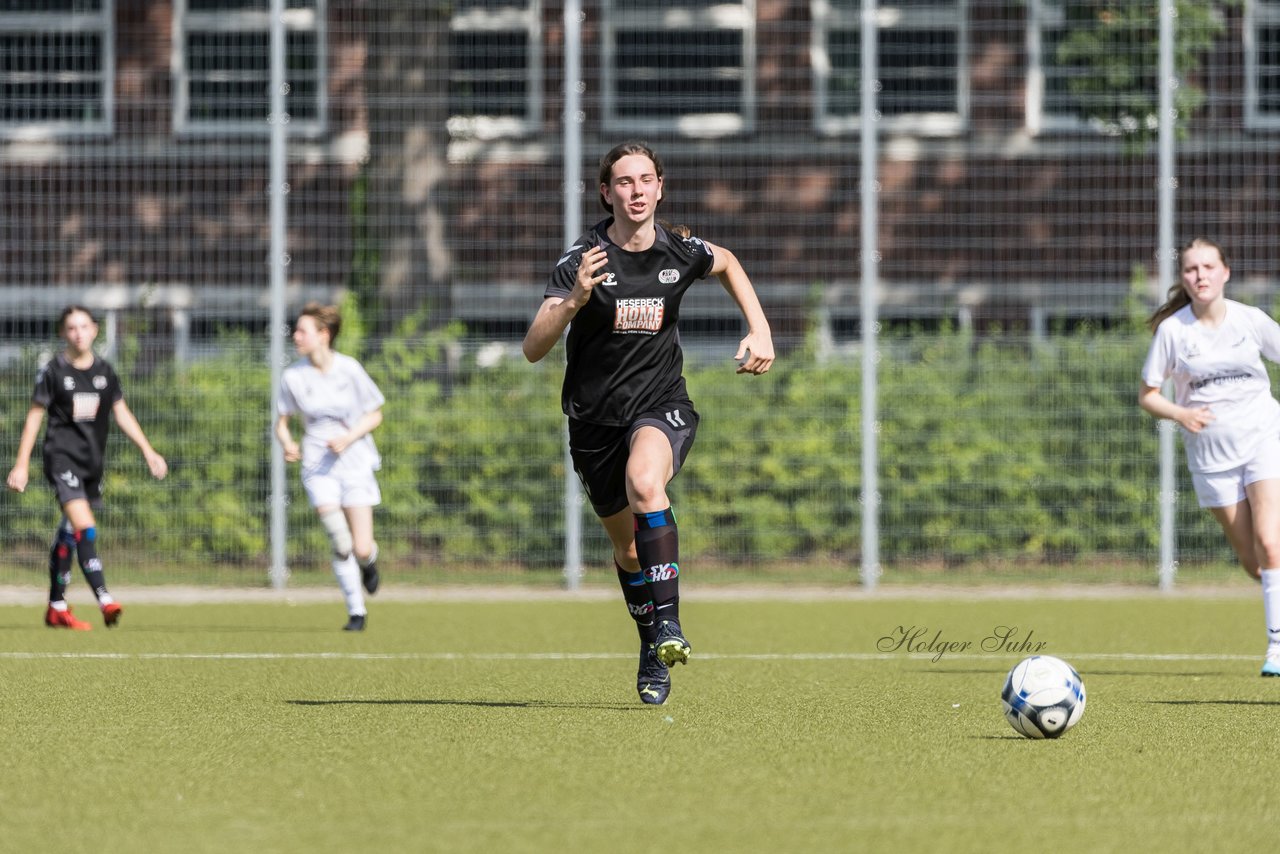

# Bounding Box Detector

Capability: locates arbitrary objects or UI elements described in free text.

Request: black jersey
[544,218,715,425]
[31,352,124,478]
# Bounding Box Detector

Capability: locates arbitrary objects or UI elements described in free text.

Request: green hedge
[0,325,1228,575]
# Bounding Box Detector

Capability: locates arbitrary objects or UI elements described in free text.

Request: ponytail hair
[1146,237,1229,333]
[661,220,691,239]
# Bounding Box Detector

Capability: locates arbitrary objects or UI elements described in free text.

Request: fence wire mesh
[0,1,1269,587]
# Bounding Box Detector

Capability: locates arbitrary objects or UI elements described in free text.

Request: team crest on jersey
[63,376,75,390]
[615,297,665,333]
[92,375,107,389]
[658,268,679,284]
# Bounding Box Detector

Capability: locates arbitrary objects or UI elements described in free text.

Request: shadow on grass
[116,625,332,634]
[918,668,1233,678]
[287,698,642,711]
[1072,669,1230,678]
[1149,699,1280,706]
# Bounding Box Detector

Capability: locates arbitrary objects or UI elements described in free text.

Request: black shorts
[43,455,103,508]
[568,401,699,518]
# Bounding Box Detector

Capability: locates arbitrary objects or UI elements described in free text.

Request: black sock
[615,561,658,644]
[48,520,75,603]
[75,527,108,600]
[634,508,680,623]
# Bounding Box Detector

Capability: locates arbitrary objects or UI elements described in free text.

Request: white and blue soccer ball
[1000,655,1086,739]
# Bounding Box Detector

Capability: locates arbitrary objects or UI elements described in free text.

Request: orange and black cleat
[45,605,92,631]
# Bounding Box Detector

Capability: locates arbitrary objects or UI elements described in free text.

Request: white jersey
[1142,300,1280,472]
[278,352,385,472]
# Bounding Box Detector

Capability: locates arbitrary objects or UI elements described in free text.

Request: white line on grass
[0,660,1259,665]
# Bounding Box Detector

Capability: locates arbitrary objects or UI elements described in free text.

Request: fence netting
[0,1,1268,587]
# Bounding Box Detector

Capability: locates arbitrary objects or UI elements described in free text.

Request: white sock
[49,600,68,612]
[333,554,366,617]
[1262,568,1280,658]
[359,541,379,570]
[97,592,115,607]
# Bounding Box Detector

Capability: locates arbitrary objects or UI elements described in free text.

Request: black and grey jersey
[545,218,716,426]
[31,353,124,478]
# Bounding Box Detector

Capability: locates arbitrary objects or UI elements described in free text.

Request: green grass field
[0,592,1273,853]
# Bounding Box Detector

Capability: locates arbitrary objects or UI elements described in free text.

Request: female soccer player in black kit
[7,306,168,630]
[523,142,774,704]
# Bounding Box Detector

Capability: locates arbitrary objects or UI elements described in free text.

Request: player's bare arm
[708,242,774,375]
[1138,384,1215,433]
[274,414,302,462]
[112,399,167,479]
[6,404,46,492]
[523,245,610,363]
[328,408,383,455]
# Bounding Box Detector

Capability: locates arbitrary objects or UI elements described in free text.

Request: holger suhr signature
[876,625,1048,663]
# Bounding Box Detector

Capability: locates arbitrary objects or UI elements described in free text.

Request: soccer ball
[1000,655,1086,739]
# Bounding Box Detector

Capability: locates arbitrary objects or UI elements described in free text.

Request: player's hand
[282,442,302,463]
[327,435,353,455]
[570,245,610,305]
[6,466,28,493]
[1178,405,1215,433]
[735,330,775,375]
[145,450,168,480]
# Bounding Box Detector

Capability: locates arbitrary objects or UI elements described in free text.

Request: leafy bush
[0,324,1227,579]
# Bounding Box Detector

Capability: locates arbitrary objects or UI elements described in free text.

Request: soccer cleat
[637,642,671,705]
[1262,659,1280,677]
[45,605,92,631]
[343,614,366,632]
[102,602,123,628]
[654,619,691,667]
[360,561,380,595]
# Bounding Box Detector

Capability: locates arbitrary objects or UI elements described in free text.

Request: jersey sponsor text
[72,393,101,422]
[614,297,665,334]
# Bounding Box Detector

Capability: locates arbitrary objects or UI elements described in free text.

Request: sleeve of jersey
[1250,307,1280,363]
[356,364,386,412]
[109,365,124,404]
[544,243,585,299]
[277,373,298,416]
[1141,326,1174,389]
[681,234,716,279]
[31,365,52,407]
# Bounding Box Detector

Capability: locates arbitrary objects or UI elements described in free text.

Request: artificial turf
[0,594,1272,852]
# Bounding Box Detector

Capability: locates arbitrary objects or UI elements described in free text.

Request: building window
[448,1,542,139]
[0,0,113,139]
[1027,0,1122,133]
[602,0,755,137]
[1248,0,1280,129]
[813,0,967,136]
[174,0,325,137]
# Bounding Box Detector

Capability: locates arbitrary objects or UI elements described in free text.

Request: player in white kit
[1140,238,1280,676]
[275,303,385,630]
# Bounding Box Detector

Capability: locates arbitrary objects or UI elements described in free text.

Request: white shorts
[1191,439,1280,508]
[301,455,381,509]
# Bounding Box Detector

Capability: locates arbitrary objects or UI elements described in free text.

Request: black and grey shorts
[43,454,103,508]
[568,401,699,518]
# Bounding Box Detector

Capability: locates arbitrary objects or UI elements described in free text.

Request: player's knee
[354,540,378,566]
[614,543,638,567]
[626,474,667,508]
[320,509,353,559]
